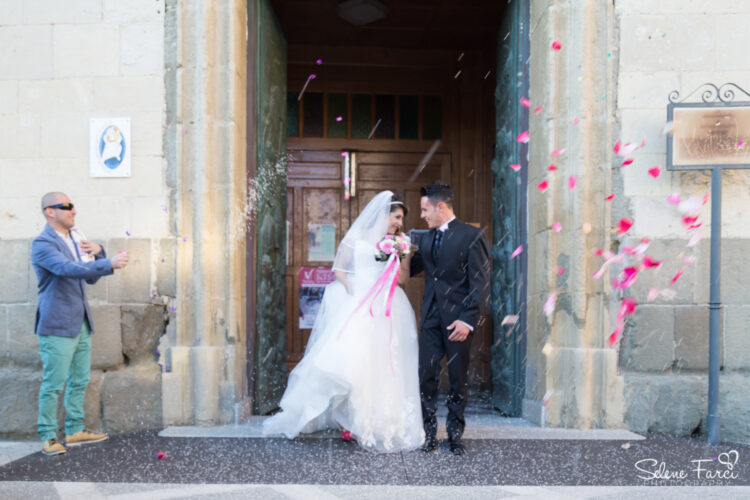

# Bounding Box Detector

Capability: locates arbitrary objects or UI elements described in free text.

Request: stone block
[103,0,164,23]
[132,112,165,157]
[85,240,109,303]
[84,369,104,431]
[724,306,750,370]
[0,367,41,438]
[674,305,723,370]
[40,113,89,159]
[101,365,162,433]
[719,239,750,305]
[0,81,18,114]
[0,240,29,303]
[20,79,94,115]
[90,305,123,371]
[619,305,674,372]
[121,304,166,365]
[624,374,706,435]
[53,24,119,78]
[120,22,164,76]
[619,15,716,72]
[7,305,40,368]
[21,0,102,24]
[0,115,40,160]
[93,76,164,114]
[0,0,23,24]
[0,306,7,362]
[715,372,750,446]
[715,14,750,71]
[617,71,681,110]
[0,26,53,80]
[156,238,176,297]
[107,239,151,303]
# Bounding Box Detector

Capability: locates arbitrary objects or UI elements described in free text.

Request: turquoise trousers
[37,320,91,441]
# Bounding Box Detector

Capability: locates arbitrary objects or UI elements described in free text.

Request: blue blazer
[31,224,113,337]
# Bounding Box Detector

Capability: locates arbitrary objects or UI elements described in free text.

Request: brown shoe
[64,430,109,447]
[42,438,67,456]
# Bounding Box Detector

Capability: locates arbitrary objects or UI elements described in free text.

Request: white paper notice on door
[308,223,336,261]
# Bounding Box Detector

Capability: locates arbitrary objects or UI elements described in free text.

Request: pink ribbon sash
[337,253,400,374]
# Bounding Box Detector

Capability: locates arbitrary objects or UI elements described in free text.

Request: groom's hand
[447,320,470,342]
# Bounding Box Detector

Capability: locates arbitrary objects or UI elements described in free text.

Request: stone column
[162,0,249,425]
[525,0,624,428]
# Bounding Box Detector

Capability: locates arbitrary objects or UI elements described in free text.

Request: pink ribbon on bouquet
[337,253,400,375]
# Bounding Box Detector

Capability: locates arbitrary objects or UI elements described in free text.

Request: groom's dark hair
[420,182,453,209]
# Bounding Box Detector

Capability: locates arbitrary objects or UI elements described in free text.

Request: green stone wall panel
[254,0,288,414]
[490,0,529,416]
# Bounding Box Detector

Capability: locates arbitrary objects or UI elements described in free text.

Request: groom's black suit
[410,218,490,444]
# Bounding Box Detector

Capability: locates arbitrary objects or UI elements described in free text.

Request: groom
[410,182,490,456]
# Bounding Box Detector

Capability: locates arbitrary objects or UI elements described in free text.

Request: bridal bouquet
[375,234,414,262]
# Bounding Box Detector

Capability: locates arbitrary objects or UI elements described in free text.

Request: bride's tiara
[389,201,404,206]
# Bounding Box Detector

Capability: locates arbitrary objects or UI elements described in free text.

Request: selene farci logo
[634,450,739,482]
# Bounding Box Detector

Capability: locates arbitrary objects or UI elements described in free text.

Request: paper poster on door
[299,267,336,329]
[308,223,336,261]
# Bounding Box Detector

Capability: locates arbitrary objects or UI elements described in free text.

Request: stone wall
[0,1,170,438]
[614,1,750,443]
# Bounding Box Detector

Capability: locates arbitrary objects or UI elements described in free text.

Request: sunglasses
[45,203,75,211]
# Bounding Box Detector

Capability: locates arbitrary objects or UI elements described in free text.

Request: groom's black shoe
[449,439,466,456]
[421,436,437,453]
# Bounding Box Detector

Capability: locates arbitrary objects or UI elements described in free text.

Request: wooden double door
[284,149,450,369]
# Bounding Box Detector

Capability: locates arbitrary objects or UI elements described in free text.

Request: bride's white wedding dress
[262,238,424,453]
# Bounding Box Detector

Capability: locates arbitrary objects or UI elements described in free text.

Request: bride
[262,190,424,452]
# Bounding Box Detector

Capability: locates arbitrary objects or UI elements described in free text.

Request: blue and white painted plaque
[89,117,131,177]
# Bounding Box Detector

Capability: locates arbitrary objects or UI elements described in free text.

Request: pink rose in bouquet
[375,234,415,262]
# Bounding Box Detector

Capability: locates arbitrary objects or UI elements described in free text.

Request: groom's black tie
[432,229,443,260]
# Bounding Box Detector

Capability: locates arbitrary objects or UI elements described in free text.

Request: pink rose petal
[605,193,615,201]
[501,315,519,326]
[609,323,625,346]
[551,222,562,232]
[621,158,634,167]
[516,131,530,143]
[617,297,638,322]
[534,106,543,114]
[641,255,662,268]
[316,59,323,65]
[520,97,531,108]
[613,140,621,154]
[641,137,647,147]
[647,288,660,301]
[648,166,661,178]
[678,196,703,214]
[543,293,557,317]
[336,116,343,122]
[620,142,639,155]
[556,266,566,276]
[572,117,579,125]
[687,232,702,247]
[617,217,633,234]
[551,40,562,51]
[738,140,744,148]
[568,175,577,190]
[537,180,549,193]
[550,148,565,156]
[511,245,523,258]
[509,163,522,171]
[671,267,685,284]
[667,193,681,204]
[547,164,558,172]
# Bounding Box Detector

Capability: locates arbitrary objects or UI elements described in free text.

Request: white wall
[0,0,168,240]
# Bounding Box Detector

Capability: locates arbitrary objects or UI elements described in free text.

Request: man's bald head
[41,192,67,213]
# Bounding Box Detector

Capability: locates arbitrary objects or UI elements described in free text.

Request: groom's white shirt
[436,216,473,332]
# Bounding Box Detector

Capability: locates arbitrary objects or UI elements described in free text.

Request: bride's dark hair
[389,193,408,217]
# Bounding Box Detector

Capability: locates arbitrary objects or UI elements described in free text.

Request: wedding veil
[332,190,394,275]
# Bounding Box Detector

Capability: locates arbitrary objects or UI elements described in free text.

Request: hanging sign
[89,117,131,177]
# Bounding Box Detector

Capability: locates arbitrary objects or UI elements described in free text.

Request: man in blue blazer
[30,192,129,456]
